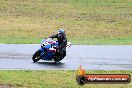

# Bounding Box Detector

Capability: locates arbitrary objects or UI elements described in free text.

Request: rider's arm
[49,34,58,39]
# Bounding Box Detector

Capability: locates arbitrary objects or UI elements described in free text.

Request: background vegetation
[0,0,132,44]
[0,70,132,88]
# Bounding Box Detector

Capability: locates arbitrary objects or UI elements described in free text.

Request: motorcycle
[32,38,71,63]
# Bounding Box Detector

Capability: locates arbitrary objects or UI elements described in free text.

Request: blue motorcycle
[32,38,71,63]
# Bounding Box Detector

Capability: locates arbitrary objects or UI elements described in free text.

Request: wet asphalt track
[0,44,132,70]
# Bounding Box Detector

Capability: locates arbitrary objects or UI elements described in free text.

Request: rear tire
[32,50,41,62]
[54,59,60,63]
[53,56,60,63]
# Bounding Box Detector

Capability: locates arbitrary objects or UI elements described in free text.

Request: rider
[49,29,67,61]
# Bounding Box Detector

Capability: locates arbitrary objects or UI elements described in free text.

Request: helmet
[58,29,65,38]
[58,28,65,34]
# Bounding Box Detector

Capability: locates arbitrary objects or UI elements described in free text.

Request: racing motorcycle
[32,38,71,63]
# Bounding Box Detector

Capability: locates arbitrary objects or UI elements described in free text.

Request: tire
[32,50,41,62]
[76,76,87,85]
[54,57,60,63]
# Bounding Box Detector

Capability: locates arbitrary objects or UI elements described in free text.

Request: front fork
[39,47,47,60]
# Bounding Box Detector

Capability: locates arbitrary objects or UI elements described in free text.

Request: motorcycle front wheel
[32,50,41,62]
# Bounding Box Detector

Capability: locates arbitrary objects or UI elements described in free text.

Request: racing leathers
[49,34,67,61]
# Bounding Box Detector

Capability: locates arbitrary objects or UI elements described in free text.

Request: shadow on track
[35,61,65,67]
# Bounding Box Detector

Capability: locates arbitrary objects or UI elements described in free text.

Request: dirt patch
[0,84,11,88]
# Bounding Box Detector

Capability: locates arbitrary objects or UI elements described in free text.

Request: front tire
[32,50,41,62]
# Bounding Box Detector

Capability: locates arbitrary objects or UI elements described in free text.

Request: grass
[0,0,132,44]
[0,70,131,88]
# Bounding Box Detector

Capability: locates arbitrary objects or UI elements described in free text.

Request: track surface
[0,44,132,70]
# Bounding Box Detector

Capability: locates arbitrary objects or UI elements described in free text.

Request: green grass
[0,70,131,88]
[0,0,132,44]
